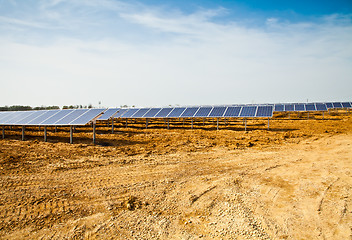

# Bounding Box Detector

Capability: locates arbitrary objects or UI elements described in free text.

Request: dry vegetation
[0,111,351,239]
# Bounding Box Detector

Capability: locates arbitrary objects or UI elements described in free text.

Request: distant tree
[88,104,93,109]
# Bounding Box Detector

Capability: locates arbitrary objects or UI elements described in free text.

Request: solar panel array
[113,105,274,119]
[274,103,332,112]
[0,109,105,126]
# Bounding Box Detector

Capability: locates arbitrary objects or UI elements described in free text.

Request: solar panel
[119,109,140,118]
[40,109,74,125]
[168,107,186,118]
[208,106,227,117]
[69,108,105,125]
[98,108,120,120]
[274,104,284,112]
[16,110,48,125]
[181,107,200,117]
[26,110,60,125]
[114,109,128,118]
[325,102,333,109]
[223,106,241,117]
[144,108,162,118]
[341,102,352,108]
[155,108,173,118]
[284,104,294,112]
[294,104,305,111]
[194,107,212,117]
[305,103,316,111]
[0,112,14,122]
[240,106,257,117]
[315,103,328,111]
[132,108,150,118]
[55,109,90,125]
[0,111,27,124]
[0,111,26,124]
[332,102,343,108]
[256,106,273,117]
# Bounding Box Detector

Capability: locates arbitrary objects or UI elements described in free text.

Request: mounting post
[203,118,205,126]
[2,126,4,139]
[93,123,96,144]
[125,119,128,128]
[217,118,219,130]
[167,119,170,129]
[146,118,149,129]
[70,126,73,144]
[191,119,193,129]
[44,126,47,142]
[111,118,114,134]
[307,112,309,120]
[244,118,247,131]
[268,118,270,130]
[22,126,25,141]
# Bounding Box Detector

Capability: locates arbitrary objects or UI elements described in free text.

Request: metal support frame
[268,118,270,130]
[146,118,149,129]
[70,126,73,144]
[44,126,47,142]
[111,118,114,134]
[203,118,205,126]
[125,119,128,128]
[244,118,247,131]
[167,119,170,129]
[22,126,25,141]
[191,119,193,129]
[93,123,96,144]
[216,118,219,130]
[2,126,4,139]
[307,112,310,120]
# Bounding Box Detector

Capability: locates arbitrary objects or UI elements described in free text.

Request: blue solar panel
[40,110,74,125]
[181,107,200,117]
[0,111,24,124]
[1,111,29,124]
[209,106,227,117]
[132,108,150,118]
[120,109,140,118]
[315,103,328,111]
[240,106,257,117]
[55,109,90,125]
[27,110,60,125]
[341,102,352,108]
[223,106,241,117]
[168,107,186,118]
[274,104,284,112]
[284,104,294,112]
[305,103,316,111]
[69,109,105,125]
[144,108,162,118]
[294,104,305,111]
[114,109,128,118]
[155,108,173,118]
[256,106,273,117]
[98,108,120,120]
[332,102,343,108]
[194,107,212,117]
[325,103,333,109]
[16,111,48,125]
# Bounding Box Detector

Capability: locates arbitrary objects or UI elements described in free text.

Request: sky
[0,0,351,108]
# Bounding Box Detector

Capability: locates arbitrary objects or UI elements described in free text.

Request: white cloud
[0,0,351,107]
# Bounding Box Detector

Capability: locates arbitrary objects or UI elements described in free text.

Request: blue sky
[0,0,351,108]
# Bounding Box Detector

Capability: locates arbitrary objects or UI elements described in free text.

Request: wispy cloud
[0,0,351,106]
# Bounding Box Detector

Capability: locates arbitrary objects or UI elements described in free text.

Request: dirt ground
[0,111,351,239]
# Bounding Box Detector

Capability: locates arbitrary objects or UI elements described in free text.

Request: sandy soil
[0,111,351,239]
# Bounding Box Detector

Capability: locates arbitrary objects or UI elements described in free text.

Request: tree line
[0,104,94,111]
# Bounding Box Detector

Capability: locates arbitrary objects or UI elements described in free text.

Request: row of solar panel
[273,102,352,112]
[99,105,274,120]
[0,109,105,126]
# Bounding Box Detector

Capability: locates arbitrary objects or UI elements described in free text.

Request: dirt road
[0,113,351,239]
